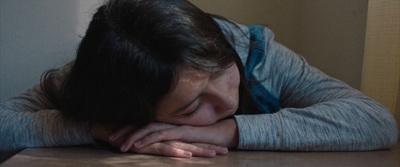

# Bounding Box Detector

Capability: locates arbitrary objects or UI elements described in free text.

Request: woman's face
[155,64,240,126]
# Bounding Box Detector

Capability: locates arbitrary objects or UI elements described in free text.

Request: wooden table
[1,142,399,167]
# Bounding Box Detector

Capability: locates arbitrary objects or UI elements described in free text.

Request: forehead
[157,66,209,108]
[177,66,209,85]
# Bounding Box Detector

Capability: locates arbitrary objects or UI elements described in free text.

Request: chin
[220,107,238,121]
[230,104,239,116]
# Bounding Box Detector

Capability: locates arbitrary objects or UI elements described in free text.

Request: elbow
[382,118,398,148]
[354,119,398,151]
[380,107,398,148]
[355,105,399,150]
[370,111,398,149]
[366,102,398,149]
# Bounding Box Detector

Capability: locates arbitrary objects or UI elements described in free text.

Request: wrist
[209,118,238,148]
[89,122,101,140]
[225,118,239,148]
[89,122,116,141]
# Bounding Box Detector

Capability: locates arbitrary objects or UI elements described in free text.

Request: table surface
[1,143,399,167]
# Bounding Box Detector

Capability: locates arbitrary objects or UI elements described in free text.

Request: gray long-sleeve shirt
[0,19,398,152]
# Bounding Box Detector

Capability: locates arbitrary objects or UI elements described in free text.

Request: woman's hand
[128,140,227,158]
[90,122,119,142]
[90,122,228,158]
[111,118,239,154]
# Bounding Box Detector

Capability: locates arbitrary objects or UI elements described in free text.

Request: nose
[203,78,237,114]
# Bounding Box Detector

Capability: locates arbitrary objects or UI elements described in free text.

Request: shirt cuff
[234,113,283,150]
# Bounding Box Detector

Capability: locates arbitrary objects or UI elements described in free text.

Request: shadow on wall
[189,0,368,90]
[0,0,368,102]
[0,0,102,102]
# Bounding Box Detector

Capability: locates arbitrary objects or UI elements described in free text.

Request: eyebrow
[172,97,199,115]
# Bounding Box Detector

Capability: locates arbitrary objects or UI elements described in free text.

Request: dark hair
[42,0,261,127]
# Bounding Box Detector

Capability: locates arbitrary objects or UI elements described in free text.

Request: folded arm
[0,66,94,152]
[234,29,398,151]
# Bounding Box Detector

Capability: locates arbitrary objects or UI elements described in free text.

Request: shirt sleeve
[234,26,398,151]
[0,64,95,152]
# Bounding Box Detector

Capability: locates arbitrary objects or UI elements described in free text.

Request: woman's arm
[0,65,94,152]
[234,26,398,151]
[0,63,229,157]
[91,122,229,158]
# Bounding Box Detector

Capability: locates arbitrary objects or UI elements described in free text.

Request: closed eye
[183,100,201,118]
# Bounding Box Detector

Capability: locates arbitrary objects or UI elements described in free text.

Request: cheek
[179,104,220,126]
[157,104,219,126]
[186,106,219,125]
[228,67,240,113]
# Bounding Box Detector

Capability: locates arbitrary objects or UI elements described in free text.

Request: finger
[121,123,176,152]
[191,143,228,155]
[135,125,197,148]
[164,141,217,158]
[108,125,136,142]
[132,142,193,158]
[134,128,184,148]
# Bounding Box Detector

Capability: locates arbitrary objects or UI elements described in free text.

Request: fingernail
[134,141,142,148]
[120,143,128,152]
[219,147,228,154]
[183,151,192,157]
[109,134,118,141]
[207,150,216,157]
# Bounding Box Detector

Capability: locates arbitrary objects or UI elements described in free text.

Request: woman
[0,0,397,158]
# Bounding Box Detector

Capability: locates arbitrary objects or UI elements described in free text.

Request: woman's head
[155,63,241,126]
[43,0,260,127]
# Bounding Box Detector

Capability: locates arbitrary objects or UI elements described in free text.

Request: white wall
[190,0,368,89]
[297,1,368,89]
[0,0,368,102]
[0,0,103,102]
